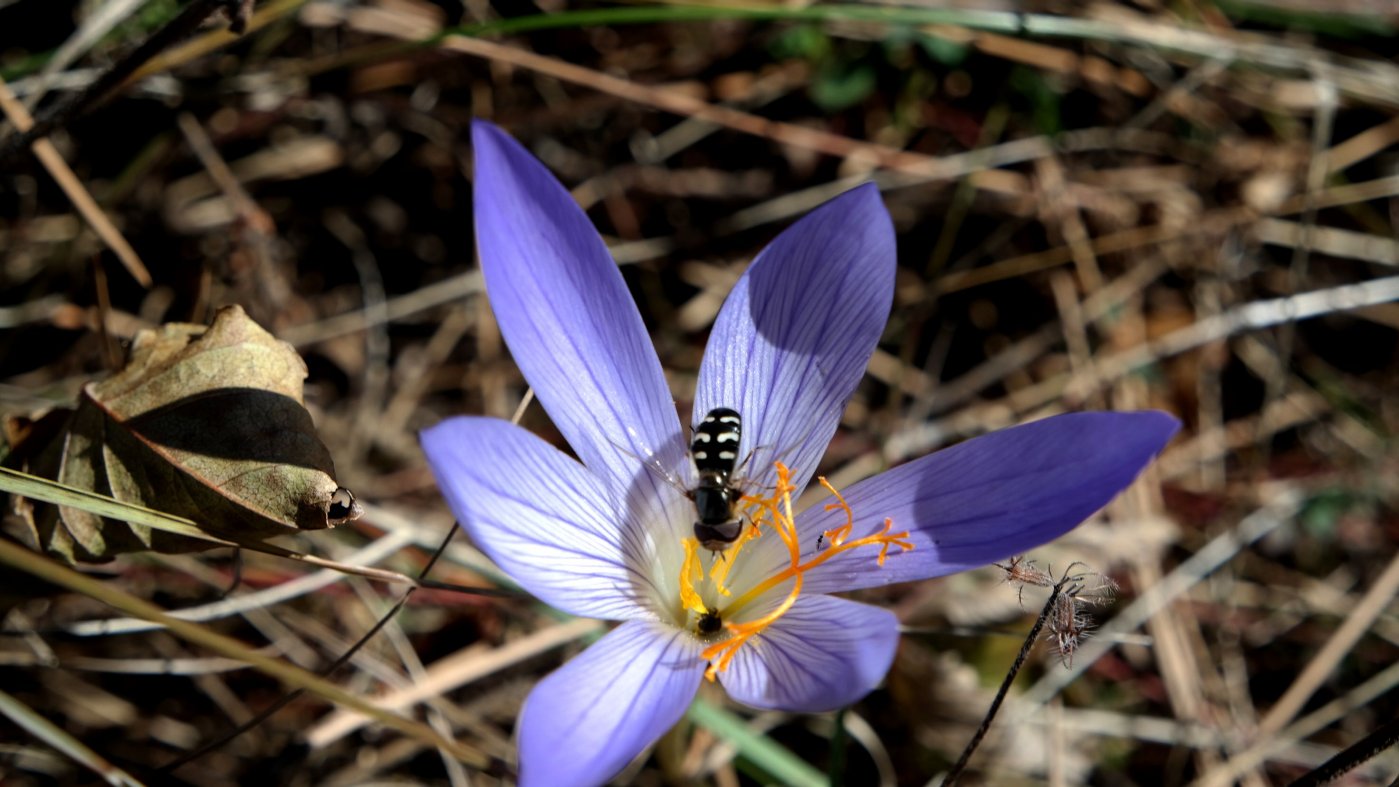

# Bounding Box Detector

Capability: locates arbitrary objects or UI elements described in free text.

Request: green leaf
[810,61,877,112]
[1009,66,1063,135]
[1299,489,1360,538]
[1214,0,1394,37]
[917,32,969,66]
[768,23,832,61]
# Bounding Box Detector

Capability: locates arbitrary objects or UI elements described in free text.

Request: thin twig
[438,34,936,172]
[158,523,467,773]
[943,575,1067,785]
[1260,72,1337,468]
[1287,713,1399,787]
[0,537,490,766]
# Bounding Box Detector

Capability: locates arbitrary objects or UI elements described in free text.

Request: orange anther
[679,462,913,679]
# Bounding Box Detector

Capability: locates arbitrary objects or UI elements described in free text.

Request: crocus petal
[718,595,898,713]
[693,183,895,495]
[790,411,1181,595]
[472,122,686,529]
[518,619,706,787]
[422,416,661,620]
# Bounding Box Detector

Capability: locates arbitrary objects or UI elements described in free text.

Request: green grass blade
[0,466,236,545]
[686,696,825,787]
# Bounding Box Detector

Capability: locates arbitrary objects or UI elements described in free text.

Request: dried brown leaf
[7,305,361,562]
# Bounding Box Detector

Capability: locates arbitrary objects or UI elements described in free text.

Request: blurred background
[1,0,1397,784]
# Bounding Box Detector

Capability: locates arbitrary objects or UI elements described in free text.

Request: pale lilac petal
[518,619,706,787]
[422,416,659,620]
[693,183,895,495]
[718,595,898,713]
[789,411,1181,594]
[472,122,686,528]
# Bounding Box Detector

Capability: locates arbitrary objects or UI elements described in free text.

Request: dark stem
[1288,713,1399,787]
[156,521,464,774]
[217,548,244,599]
[0,0,252,168]
[942,578,1065,786]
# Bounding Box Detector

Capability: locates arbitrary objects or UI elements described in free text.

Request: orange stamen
[680,462,913,681]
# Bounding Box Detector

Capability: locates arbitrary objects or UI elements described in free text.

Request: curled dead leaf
[5,305,362,562]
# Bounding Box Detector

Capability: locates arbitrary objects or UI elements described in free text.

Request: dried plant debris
[4,305,361,562]
[996,557,1118,668]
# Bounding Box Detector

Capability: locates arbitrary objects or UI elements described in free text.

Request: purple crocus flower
[422,122,1179,787]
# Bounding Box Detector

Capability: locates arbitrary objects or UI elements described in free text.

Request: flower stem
[827,707,849,787]
[943,576,1067,786]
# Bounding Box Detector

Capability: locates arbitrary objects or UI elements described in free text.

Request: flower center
[677,462,913,681]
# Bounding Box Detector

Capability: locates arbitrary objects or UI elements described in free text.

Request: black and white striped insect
[688,407,746,552]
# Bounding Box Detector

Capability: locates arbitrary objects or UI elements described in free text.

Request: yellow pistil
[676,462,914,682]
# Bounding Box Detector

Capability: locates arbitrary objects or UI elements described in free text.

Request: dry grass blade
[0,76,151,286]
[0,538,490,768]
[0,467,507,597]
[61,529,415,637]
[279,271,483,347]
[156,525,469,775]
[0,689,144,786]
[1197,660,1399,786]
[305,617,602,747]
[3,1,1396,782]
[1256,552,1399,738]
[433,34,946,173]
[0,0,262,166]
[126,0,340,84]
[1255,219,1399,266]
